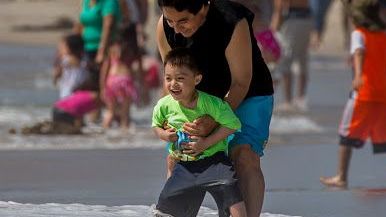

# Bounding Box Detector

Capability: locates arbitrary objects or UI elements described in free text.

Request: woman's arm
[96,14,114,64]
[156,16,172,97]
[156,16,172,62]
[224,18,252,110]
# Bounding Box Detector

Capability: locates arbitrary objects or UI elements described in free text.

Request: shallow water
[0,201,301,217]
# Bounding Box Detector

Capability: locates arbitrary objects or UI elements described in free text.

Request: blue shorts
[228,95,274,157]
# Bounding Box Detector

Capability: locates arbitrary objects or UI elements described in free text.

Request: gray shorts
[156,152,242,217]
[275,17,313,75]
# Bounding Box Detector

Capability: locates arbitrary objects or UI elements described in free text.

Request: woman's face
[162,6,208,37]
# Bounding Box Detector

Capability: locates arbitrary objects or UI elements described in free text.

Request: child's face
[164,64,202,101]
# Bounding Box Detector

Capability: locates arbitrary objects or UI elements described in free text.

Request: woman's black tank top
[163,0,274,99]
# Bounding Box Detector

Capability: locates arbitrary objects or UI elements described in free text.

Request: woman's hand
[182,115,218,137]
[182,136,209,156]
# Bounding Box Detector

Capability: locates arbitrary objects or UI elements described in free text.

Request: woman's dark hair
[116,23,140,60]
[164,48,201,74]
[158,0,210,14]
[64,34,84,59]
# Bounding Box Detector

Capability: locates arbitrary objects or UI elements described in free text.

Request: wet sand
[1,144,385,217]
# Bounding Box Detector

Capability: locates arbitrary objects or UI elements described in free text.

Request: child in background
[100,24,139,129]
[152,48,247,217]
[21,91,100,134]
[320,0,386,188]
[53,34,88,98]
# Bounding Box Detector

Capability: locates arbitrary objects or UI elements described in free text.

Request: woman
[74,0,121,90]
[271,0,313,112]
[156,0,274,216]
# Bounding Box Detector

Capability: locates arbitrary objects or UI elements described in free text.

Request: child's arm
[352,48,364,91]
[183,126,236,157]
[153,127,178,143]
[52,48,62,86]
[53,64,62,86]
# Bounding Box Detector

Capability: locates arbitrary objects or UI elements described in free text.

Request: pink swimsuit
[54,91,98,118]
[103,57,138,104]
[104,74,138,104]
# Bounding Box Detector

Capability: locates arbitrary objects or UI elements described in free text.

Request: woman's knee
[231,145,261,172]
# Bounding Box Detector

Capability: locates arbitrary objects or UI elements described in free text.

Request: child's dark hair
[164,48,201,74]
[64,34,84,59]
[116,23,140,61]
[349,0,386,31]
[158,0,210,14]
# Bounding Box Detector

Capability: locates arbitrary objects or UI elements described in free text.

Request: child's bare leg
[229,201,247,217]
[166,155,176,179]
[119,98,131,129]
[103,102,116,128]
[320,145,352,188]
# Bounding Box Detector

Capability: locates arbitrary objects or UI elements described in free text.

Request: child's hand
[182,136,209,157]
[161,128,178,143]
[352,76,363,91]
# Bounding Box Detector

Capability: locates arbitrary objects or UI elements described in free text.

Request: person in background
[309,0,333,48]
[233,0,281,64]
[21,91,101,135]
[320,0,386,188]
[156,0,274,216]
[73,0,121,123]
[53,33,88,99]
[271,0,313,112]
[380,0,386,22]
[152,48,247,217]
[100,25,139,130]
[76,0,121,65]
[120,0,149,49]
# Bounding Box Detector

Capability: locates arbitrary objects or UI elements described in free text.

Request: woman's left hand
[182,115,218,137]
[182,136,209,156]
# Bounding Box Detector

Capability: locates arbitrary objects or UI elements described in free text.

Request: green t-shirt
[80,0,121,51]
[152,91,241,159]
